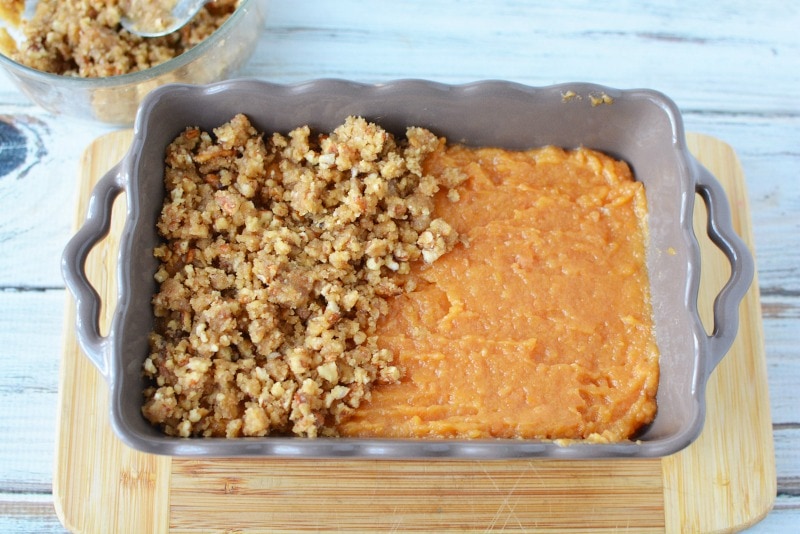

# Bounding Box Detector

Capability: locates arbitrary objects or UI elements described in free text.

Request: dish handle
[694,160,755,375]
[61,162,127,380]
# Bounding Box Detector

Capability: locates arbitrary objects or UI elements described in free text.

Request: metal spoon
[120,0,213,38]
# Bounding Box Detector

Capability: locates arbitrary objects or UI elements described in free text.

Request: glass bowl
[0,0,268,126]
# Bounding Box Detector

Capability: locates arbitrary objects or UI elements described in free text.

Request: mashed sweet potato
[338,144,659,442]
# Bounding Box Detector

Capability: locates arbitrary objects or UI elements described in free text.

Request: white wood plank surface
[1,0,798,531]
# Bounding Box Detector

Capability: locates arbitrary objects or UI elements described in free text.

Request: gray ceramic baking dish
[62,79,753,458]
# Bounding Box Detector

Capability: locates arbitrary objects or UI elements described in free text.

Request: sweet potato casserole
[143,114,659,442]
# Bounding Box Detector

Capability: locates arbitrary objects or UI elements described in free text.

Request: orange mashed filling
[338,144,659,442]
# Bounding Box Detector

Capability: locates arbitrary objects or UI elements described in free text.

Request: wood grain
[662,136,775,533]
[54,131,172,534]
[170,459,664,533]
[53,131,775,533]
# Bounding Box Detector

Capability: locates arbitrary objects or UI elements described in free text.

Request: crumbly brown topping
[0,0,24,27]
[2,0,238,77]
[142,114,466,438]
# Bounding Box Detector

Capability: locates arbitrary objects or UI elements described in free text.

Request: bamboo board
[54,132,775,533]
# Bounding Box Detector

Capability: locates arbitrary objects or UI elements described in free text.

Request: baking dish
[62,79,754,458]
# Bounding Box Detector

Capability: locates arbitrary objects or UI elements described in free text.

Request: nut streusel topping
[1,0,238,77]
[142,114,466,438]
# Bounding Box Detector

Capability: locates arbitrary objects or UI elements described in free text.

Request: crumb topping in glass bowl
[1,0,239,78]
[0,0,265,124]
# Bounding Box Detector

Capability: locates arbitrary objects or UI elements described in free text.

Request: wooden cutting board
[54,132,775,533]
